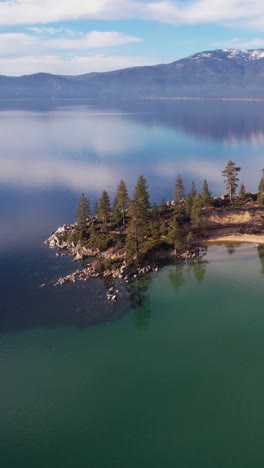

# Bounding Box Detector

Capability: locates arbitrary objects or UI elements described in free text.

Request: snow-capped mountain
[1,49,264,99]
[190,49,264,61]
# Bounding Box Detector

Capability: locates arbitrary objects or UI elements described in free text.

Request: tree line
[74,161,264,266]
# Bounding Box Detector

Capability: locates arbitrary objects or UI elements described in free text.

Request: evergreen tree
[76,193,91,229]
[150,203,161,239]
[125,176,150,265]
[185,181,197,215]
[159,197,167,209]
[186,231,194,247]
[185,194,193,216]
[126,200,148,265]
[97,190,111,230]
[190,194,203,228]
[201,179,211,206]
[113,180,129,228]
[190,180,197,198]
[168,217,182,254]
[173,175,185,202]
[222,160,241,201]
[239,183,246,199]
[257,169,264,204]
[133,175,150,210]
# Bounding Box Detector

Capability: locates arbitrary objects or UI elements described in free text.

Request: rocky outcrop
[45,224,99,259]
[45,224,74,249]
[45,224,198,289]
[53,260,159,288]
[54,264,99,286]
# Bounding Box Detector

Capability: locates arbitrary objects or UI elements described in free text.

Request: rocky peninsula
[44,166,264,292]
[45,205,264,289]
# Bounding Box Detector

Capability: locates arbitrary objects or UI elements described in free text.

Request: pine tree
[186,231,194,247]
[97,190,111,230]
[126,176,150,265]
[190,194,203,228]
[222,160,241,201]
[201,179,211,206]
[257,169,264,204]
[173,175,185,202]
[168,217,182,254]
[185,181,197,215]
[133,175,150,211]
[126,200,148,265]
[150,203,161,239]
[76,193,91,229]
[160,197,167,209]
[113,180,129,228]
[239,183,246,199]
[190,181,197,198]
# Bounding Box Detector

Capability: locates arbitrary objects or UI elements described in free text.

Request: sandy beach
[206,233,264,244]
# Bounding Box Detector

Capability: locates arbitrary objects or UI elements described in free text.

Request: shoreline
[44,205,264,291]
[206,233,264,244]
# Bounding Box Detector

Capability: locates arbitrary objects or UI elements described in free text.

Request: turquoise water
[2,244,264,468]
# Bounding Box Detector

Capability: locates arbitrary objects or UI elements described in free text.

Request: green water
[1,244,264,468]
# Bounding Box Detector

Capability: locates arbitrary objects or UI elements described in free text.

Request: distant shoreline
[1,97,264,103]
[141,97,264,102]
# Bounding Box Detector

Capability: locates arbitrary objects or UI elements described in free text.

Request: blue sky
[1,0,264,75]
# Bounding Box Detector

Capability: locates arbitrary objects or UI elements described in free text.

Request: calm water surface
[1,100,264,467]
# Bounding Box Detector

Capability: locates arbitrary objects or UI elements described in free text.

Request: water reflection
[168,262,185,290]
[225,243,237,255]
[129,276,152,330]
[168,247,208,288]
[112,99,264,144]
[257,245,264,275]
[1,100,264,197]
[0,157,123,193]
[187,259,208,283]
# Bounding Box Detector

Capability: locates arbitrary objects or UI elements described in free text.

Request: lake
[1,99,264,467]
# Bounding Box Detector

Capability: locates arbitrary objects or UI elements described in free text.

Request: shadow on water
[225,243,238,255]
[257,245,264,275]
[168,246,208,288]
[128,275,152,330]
[188,259,208,283]
[168,262,185,290]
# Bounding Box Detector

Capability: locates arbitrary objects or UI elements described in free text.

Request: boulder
[74,252,83,261]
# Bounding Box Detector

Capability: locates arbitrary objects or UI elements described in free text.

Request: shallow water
[1,245,264,467]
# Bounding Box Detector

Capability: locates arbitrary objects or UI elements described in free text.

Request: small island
[45,161,264,290]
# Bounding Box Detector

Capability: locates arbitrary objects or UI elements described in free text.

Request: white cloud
[49,31,142,50]
[0,0,144,25]
[0,33,37,54]
[1,0,264,27]
[146,0,262,25]
[0,30,141,59]
[0,54,167,75]
[27,26,74,35]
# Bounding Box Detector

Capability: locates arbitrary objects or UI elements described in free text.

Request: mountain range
[1,49,264,100]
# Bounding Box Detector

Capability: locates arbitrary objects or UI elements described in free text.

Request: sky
[1,0,264,76]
